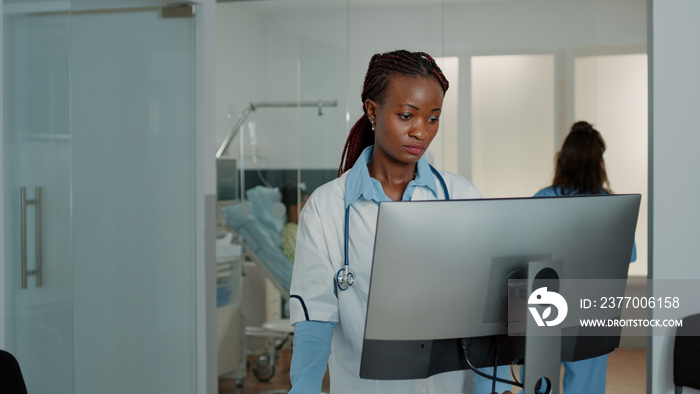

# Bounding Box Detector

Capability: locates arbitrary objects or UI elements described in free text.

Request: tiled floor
[219,347,646,393]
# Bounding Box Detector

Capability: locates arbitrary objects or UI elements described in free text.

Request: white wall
[429,57,460,173]
[651,0,700,393]
[575,54,649,277]
[216,0,647,173]
[215,5,266,157]
[442,0,646,51]
[471,54,555,199]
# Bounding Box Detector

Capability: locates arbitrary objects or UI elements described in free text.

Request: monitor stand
[520,260,563,394]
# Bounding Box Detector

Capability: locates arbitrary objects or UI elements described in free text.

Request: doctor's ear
[364,99,377,124]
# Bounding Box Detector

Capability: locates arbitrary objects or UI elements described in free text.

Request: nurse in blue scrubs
[534,120,637,394]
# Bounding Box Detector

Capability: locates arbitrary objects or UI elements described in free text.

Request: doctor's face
[366,74,444,167]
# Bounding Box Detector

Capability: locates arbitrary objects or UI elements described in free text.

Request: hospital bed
[221,186,295,383]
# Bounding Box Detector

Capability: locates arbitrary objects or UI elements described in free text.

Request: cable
[491,343,498,394]
[256,168,273,187]
[460,339,523,388]
[275,333,292,351]
[510,359,522,386]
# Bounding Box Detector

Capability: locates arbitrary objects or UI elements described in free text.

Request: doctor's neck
[367,157,419,188]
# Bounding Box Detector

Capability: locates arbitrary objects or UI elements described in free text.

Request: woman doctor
[288,50,513,394]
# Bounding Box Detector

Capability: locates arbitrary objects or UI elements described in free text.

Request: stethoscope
[335,164,450,291]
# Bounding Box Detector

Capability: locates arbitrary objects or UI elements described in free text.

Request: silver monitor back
[360,194,640,379]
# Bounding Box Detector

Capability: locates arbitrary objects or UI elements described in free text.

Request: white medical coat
[289,168,482,394]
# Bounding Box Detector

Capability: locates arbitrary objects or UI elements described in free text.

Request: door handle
[20,187,42,289]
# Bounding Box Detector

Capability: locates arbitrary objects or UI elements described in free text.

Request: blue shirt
[290,146,443,393]
[344,145,438,208]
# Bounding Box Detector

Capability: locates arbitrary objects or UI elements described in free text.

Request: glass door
[3,2,200,393]
[2,6,74,393]
[70,5,196,393]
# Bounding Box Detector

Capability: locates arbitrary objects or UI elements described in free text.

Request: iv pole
[216,100,338,159]
[216,100,338,201]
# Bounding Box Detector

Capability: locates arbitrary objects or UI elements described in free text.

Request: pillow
[222,201,293,292]
[246,186,286,246]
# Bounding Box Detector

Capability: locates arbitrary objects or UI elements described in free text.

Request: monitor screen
[216,158,238,201]
[360,194,640,380]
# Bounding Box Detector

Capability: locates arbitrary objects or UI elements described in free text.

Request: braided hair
[552,121,611,195]
[338,50,449,176]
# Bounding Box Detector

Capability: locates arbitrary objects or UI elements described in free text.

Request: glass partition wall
[3,1,205,393]
[216,0,348,199]
[216,4,648,387]
[442,0,648,277]
[217,0,647,279]
[214,1,350,377]
[218,6,648,392]
[218,8,648,382]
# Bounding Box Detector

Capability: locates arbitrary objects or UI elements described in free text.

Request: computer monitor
[359,194,640,380]
[216,157,238,201]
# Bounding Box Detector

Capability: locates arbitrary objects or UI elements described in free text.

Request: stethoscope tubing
[336,165,449,291]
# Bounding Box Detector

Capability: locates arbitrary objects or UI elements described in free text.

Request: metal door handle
[20,187,42,289]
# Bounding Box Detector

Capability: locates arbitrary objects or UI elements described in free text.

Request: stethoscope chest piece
[336,267,354,291]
